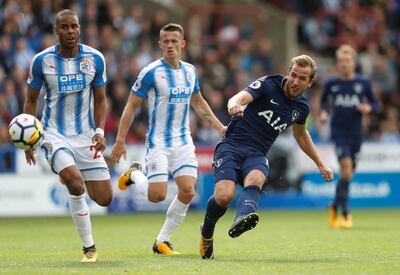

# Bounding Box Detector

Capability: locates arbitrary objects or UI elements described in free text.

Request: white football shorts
[145,144,198,183]
[40,129,110,181]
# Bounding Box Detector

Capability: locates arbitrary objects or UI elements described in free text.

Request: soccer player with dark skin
[24,9,111,262]
[320,44,378,229]
[200,55,333,259]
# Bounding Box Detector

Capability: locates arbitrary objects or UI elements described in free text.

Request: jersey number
[89,145,102,159]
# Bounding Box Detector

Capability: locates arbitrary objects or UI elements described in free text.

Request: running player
[24,9,112,262]
[320,44,378,229]
[111,23,225,255]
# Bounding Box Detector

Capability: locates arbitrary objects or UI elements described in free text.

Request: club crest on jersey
[149,160,158,172]
[185,72,193,82]
[79,59,93,74]
[292,110,300,121]
[249,80,262,89]
[214,158,223,168]
[353,83,363,94]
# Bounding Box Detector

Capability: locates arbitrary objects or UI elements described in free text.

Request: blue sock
[340,180,350,216]
[202,196,227,239]
[333,178,350,215]
[235,185,261,221]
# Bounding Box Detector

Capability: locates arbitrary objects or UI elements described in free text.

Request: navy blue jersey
[223,75,310,153]
[321,75,378,136]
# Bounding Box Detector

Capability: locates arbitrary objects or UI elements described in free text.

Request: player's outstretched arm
[93,85,107,152]
[111,93,143,163]
[23,87,40,165]
[227,90,253,117]
[292,123,333,182]
[190,92,226,136]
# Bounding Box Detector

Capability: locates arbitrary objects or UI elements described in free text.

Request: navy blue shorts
[212,141,269,185]
[332,134,362,163]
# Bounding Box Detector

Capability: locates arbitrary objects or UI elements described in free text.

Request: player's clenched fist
[228,104,244,117]
[319,164,333,182]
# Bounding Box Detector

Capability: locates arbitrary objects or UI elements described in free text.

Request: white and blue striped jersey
[27,44,107,136]
[132,58,200,148]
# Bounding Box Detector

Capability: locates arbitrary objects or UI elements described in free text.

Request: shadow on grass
[177,253,342,264]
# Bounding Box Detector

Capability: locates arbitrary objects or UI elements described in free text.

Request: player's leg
[119,148,169,201]
[153,145,197,255]
[56,154,97,262]
[153,175,195,255]
[200,142,239,259]
[41,133,97,262]
[85,179,113,206]
[228,156,268,238]
[200,179,236,259]
[337,157,353,228]
[330,138,351,228]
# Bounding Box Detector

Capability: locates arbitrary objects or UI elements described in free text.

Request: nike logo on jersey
[270,99,279,105]
[50,65,57,70]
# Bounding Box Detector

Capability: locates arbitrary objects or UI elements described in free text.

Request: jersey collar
[55,44,83,59]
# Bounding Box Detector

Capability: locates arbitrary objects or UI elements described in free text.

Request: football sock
[235,185,261,221]
[333,178,350,215]
[156,195,189,243]
[202,196,227,239]
[69,193,94,248]
[130,170,149,199]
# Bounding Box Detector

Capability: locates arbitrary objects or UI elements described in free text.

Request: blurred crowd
[0,0,399,152]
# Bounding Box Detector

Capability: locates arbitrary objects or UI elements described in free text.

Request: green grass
[0,209,399,274]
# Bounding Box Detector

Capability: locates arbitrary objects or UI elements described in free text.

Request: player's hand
[111,141,127,163]
[228,104,244,117]
[356,103,371,114]
[319,111,328,124]
[92,134,106,152]
[25,149,36,165]
[319,164,333,182]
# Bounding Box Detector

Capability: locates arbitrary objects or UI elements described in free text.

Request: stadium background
[0,0,399,216]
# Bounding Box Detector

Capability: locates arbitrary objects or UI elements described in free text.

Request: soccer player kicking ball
[111,23,225,255]
[320,45,378,229]
[23,10,113,262]
[200,55,334,259]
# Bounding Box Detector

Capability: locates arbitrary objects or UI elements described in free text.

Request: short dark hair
[55,9,79,25]
[160,23,184,38]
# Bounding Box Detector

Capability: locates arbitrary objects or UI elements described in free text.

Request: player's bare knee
[95,195,112,207]
[148,191,166,203]
[215,191,234,207]
[244,171,266,187]
[178,186,195,203]
[63,175,84,195]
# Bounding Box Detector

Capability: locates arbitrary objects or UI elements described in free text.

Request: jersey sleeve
[27,55,43,90]
[295,104,310,125]
[320,80,331,112]
[131,67,154,98]
[193,67,200,93]
[244,77,268,100]
[92,53,107,87]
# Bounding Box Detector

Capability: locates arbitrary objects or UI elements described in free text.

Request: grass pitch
[0,209,399,274]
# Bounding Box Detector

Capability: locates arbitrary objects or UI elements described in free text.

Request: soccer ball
[8,114,44,150]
